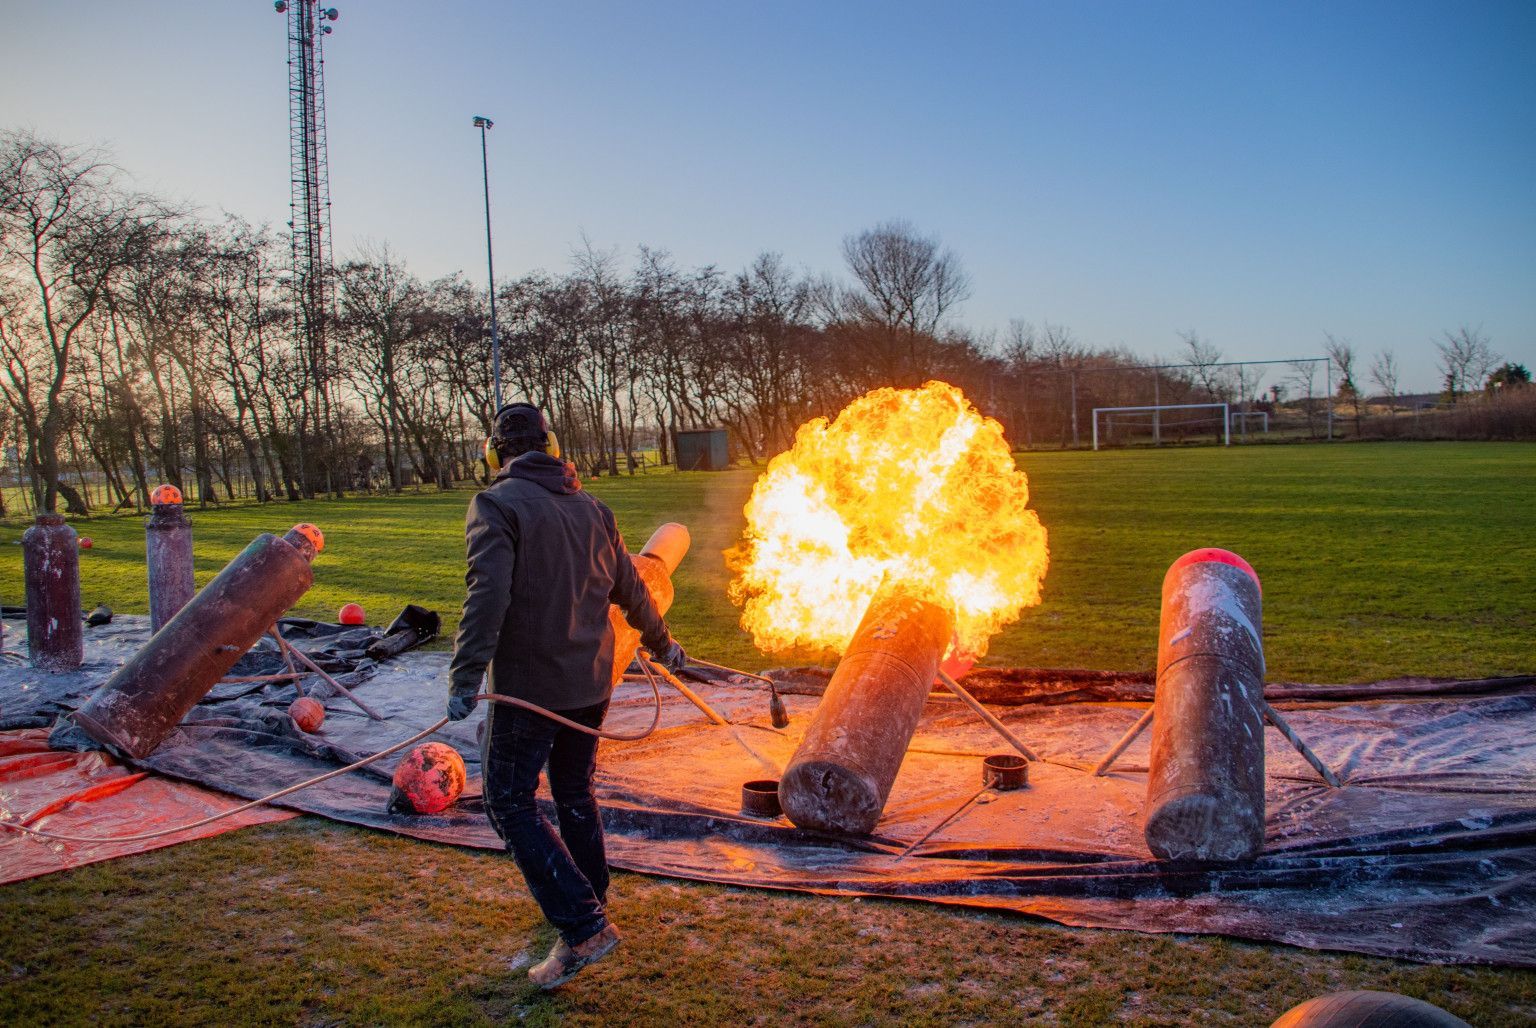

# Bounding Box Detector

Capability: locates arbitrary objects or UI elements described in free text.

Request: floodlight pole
[473,115,503,411]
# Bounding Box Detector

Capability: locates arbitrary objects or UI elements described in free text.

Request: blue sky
[5,1,1532,391]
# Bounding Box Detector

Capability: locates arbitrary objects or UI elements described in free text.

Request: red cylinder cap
[1168,547,1260,593]
[150,484,183,505]
[291,523,325,553]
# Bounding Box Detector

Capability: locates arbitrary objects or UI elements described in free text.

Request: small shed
[673,428,730,471]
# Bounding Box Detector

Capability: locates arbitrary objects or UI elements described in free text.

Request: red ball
[389,742,467,815]
[288,696,325,733]
[338,602,366,625]
[78,537,93,549]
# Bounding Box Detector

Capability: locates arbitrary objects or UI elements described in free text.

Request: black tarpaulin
[6,616,1534,968]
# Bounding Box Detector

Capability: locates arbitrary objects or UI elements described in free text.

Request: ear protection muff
[484,403,560,471]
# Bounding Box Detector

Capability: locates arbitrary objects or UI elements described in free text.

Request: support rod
[273,630,385,721]
[937,669,1039,762]
[894,784,988,862]
[1262,702,1342,788]
[639,655,780,776]
[1092,707,1155,776]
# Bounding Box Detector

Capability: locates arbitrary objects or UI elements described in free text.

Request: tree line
[2,129,1526,515]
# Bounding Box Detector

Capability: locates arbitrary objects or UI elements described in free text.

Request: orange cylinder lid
[150,484,183,505]
[291,523,325,553]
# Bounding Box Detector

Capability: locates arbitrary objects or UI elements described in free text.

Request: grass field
[3,441,1534,1024]
[4,441,1531,680]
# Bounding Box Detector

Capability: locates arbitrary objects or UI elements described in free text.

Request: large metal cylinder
[609,523,689,683]
[73,524,323,759]
[22,513,83,672]
[1145,548,1266,861]
[779,588,953,835]
[146,485,195,634]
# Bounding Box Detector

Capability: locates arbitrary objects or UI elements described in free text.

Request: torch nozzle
[769,688,790,730]
[687,656,790,728]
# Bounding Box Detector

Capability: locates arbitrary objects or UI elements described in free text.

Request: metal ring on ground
[983,754,1028,790]
[741,779,783,818]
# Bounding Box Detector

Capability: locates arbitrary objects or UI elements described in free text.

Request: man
[446,402,685,989]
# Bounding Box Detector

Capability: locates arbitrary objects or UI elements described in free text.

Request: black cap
[492,402,549,448]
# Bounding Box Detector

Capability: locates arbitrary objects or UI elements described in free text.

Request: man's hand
[447,692,478,721]
[653,638,688,674]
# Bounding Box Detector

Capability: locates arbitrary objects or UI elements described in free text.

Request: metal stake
[1262,702,1342,788]
[894,784,989,862]
[638,654,781,776]
[271,629,386,721]
[937,669,1039,762]
[1092,707,1155,776]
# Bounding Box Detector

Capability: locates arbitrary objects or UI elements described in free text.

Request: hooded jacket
[448,451,671,711]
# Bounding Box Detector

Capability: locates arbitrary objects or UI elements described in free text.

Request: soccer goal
[1228,410,1270,436]
[1092,403,1230,450]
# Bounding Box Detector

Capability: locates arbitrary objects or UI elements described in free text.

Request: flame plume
[728,381,1049,661]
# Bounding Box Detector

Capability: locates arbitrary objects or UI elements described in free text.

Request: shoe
[528,924,621,990]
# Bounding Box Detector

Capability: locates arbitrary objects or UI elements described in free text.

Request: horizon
[4,1,1533,393]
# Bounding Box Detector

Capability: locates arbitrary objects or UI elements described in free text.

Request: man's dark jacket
[448,452,670,711]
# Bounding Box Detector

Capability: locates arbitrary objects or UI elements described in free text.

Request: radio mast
[274,1,340,496]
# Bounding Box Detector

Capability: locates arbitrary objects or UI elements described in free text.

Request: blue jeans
[482,698,611,947]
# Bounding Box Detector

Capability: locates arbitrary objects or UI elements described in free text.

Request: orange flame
[728,381,1049,660]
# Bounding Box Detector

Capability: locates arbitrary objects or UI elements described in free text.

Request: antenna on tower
[275,0,341,497]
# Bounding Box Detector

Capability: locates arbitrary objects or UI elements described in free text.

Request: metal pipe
[1145,548,1267,861]
[272,629,384,721]
[1262,702,1342,788]
[639,654,781,776]
[937,668,1038,762]
[779,588,953,835]
[638,657,728,726]
[22,513,83,672]
[1092,707,1155,776]
[146,485,195,634]
[73,525,324,759]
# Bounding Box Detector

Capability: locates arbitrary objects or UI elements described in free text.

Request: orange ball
[338,602,365,626]
[389,742,467,815]
[288,696,325,733]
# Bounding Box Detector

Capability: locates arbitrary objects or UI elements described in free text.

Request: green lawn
[3,442,1534,1024]
[5,441,1531,681]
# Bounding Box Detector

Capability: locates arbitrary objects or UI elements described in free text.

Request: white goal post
[1092,403,1230,450]
[1228,410,1269,434]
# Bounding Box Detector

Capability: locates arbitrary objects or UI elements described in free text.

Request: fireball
[728,381,1048,661]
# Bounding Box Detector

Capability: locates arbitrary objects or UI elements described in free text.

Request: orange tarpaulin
[0,729,293,885]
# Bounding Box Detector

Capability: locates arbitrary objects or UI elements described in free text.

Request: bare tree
[338,243,431,491]
[839,220,969,386]
[1369,349,1400,414]
[1178,330,1228,401]
[1287,359,1321,438]
[0,130,162,512]
[1435,325,1500,401]
[1324,333,1362,434]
